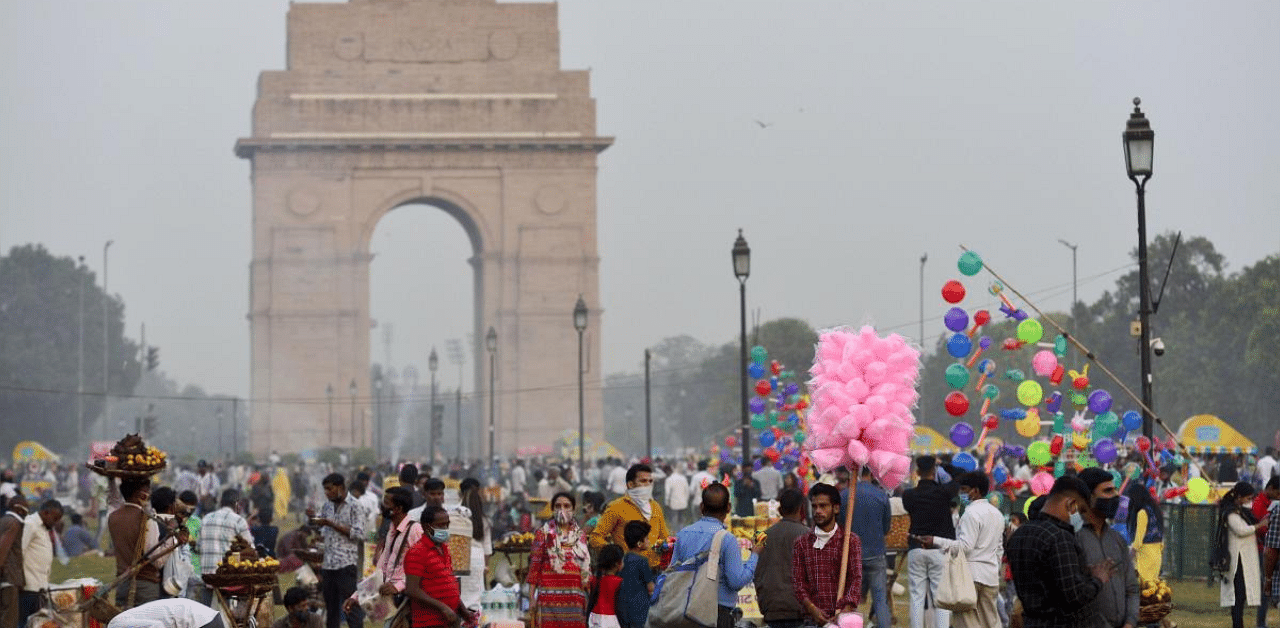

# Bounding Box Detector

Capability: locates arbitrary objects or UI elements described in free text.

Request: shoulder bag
[646,529,728,628]
[935,546,976,612]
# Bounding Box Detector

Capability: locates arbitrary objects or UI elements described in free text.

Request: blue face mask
[958,492,972,506]
[1069,512,1084,532]
[430,528,450,544]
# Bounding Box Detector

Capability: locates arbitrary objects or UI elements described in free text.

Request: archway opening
[368,201,479,464]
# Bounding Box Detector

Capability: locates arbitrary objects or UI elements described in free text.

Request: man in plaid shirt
[307,473,367,628]
[791,483,861,625]
[1007,476,1115,628]
[1263,494,1280,616]
[195,489,254,604]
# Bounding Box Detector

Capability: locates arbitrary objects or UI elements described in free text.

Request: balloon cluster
[938,250,1156,497]
[802,326,922,490]
[719,345,810,470]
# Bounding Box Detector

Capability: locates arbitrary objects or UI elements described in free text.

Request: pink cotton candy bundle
[833,612,864,628]
[803,326,922,489]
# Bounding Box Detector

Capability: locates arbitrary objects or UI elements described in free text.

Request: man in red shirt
[791,483,861,626]
[404,506,475,628]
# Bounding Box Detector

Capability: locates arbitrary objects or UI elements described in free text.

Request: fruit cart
[204,538,281,628]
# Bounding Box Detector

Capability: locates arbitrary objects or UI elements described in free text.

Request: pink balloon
[1030,471,1054,496]
[1031,350,1058,377]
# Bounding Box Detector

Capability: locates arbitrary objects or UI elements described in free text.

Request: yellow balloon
[1017,408,1042,438]
[1072,432,1089,450]
[1016,380,1044,406]
[1186,477,1211,503]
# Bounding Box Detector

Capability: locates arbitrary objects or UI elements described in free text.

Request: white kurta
[1220,511,1261,607]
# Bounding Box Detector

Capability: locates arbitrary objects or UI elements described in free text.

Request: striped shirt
[404,538,460,628]
[198,508,253,575]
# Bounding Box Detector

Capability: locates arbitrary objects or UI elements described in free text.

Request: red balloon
[725,436,737,447]
[942,280,966,304]
[755,380,772,396]
[796,399,809,410]
[944,391,970,416]
[1072,375,1089,390]
[1049,365,1065,385]
[772,426,782,438]
[770,360,781,376]
[1050,435,1064,456]
[973,310,991,325]
[1135,436,1151,452]
[764,446,780,461]
[983,414,999,430]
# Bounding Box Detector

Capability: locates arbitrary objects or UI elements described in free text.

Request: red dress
[589,575,622,615]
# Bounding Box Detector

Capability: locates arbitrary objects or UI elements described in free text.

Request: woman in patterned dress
[527,491,590,628]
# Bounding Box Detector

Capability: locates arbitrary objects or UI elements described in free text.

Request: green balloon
[793,432,806,445]
[1052,412,1066,435]
[767,410,779,424]
[1054,335,1068,358]
[750,414,767,429]
[945,363,971,389]
[1017,319,1044,344]
[983,384,1000,400]
[1053,460,1066,478]
[1004,369,1026,382]
[750,346,769,363]
[1092,411,1119,440]
[957,251,984,276]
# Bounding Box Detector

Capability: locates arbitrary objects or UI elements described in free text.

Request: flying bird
[753,119,773,129]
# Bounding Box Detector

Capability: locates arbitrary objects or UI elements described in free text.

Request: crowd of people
[0,444,1277,628]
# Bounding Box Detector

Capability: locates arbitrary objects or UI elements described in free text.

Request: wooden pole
[836,464,859,599]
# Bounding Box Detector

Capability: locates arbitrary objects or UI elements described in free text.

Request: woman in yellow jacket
[1125,481,1164,583]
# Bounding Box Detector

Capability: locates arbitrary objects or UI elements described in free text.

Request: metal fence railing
[1162,503,1219,581]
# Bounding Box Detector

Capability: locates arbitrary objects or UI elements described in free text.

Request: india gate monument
[235,0,610,456]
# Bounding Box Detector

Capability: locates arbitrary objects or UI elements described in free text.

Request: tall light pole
[919,253,928,347]
[1057,239,1078,312]
[644,349,652,461]
[732,230,751,466]
[446,338,465,457]
[326,384,334,444]
[102,240,113,442]
[215,405,224,459]
[1122,97,1156,439]
[76,256,86,440]
[429,347,439,464]
[573,295,588,480]
[349,379,358,449]
[486,327,498,467]
[374,372,383,457]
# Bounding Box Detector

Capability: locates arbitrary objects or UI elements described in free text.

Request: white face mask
[628,485,653,503]
[554,509,574,525]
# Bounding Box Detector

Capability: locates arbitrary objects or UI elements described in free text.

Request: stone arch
[236,0,611,457]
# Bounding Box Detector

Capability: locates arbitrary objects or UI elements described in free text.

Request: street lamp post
[215,405,224,459]
[573,295,588,480]
[76,256,86,440]
[919,253,928,347]
[102,240,113,442]
[326,384,334,444]
[1057,239,1078,312]
[374,372,383,458]
[1122,97,1156,439]
[485,327,497,466]
[644,349,652,461]
[732,230,751,467]
[429,347,439,464]
[349,379,358,449]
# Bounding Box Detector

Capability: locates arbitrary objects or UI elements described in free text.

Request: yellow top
[587,497,670,569]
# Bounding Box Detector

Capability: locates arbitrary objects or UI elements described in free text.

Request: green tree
[0,244,141,454]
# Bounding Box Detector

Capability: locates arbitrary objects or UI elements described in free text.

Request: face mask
[380,507,394,519]
[430,528,450,544]
[627,485,653,503]
[1069,511,1084,532]
[555,509,574,525]
[1095,496,1121,520]
[291,610,311,623]
[958,492,972,506]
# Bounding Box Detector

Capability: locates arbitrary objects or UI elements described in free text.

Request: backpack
[646,529,728,628]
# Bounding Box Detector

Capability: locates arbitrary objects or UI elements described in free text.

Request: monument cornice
[235,135,613,158]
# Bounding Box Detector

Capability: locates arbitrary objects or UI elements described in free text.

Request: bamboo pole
[836,464,859,599]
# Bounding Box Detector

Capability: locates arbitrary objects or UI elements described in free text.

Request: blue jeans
[860,554,891,628]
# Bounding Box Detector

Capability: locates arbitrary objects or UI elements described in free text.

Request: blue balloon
[947,333,973,359]
[953,452,978,472]
[993,466,1008,485]
[1000,408,1026,421]
[759,431,776,447]
[1121,410,1143,432]
[747,362,765,379]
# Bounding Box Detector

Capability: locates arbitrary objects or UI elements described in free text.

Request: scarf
[543,520,590,585]
[813,524,839,550]
[627,486,653,520]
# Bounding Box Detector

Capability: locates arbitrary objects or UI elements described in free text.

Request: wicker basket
[202,572,278,589]
[1138,602,1171,624]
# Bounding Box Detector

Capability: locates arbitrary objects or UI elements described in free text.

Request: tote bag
[935,547,977,612]
[646,529,728,628]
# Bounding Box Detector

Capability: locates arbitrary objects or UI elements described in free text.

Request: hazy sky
[3,1,1278,400]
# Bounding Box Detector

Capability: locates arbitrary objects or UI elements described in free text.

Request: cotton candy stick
[976,414,998,450]
[966,310,991,338]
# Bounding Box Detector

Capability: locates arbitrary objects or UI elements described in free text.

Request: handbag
[646,529,728,628]
[935,547,976,612]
